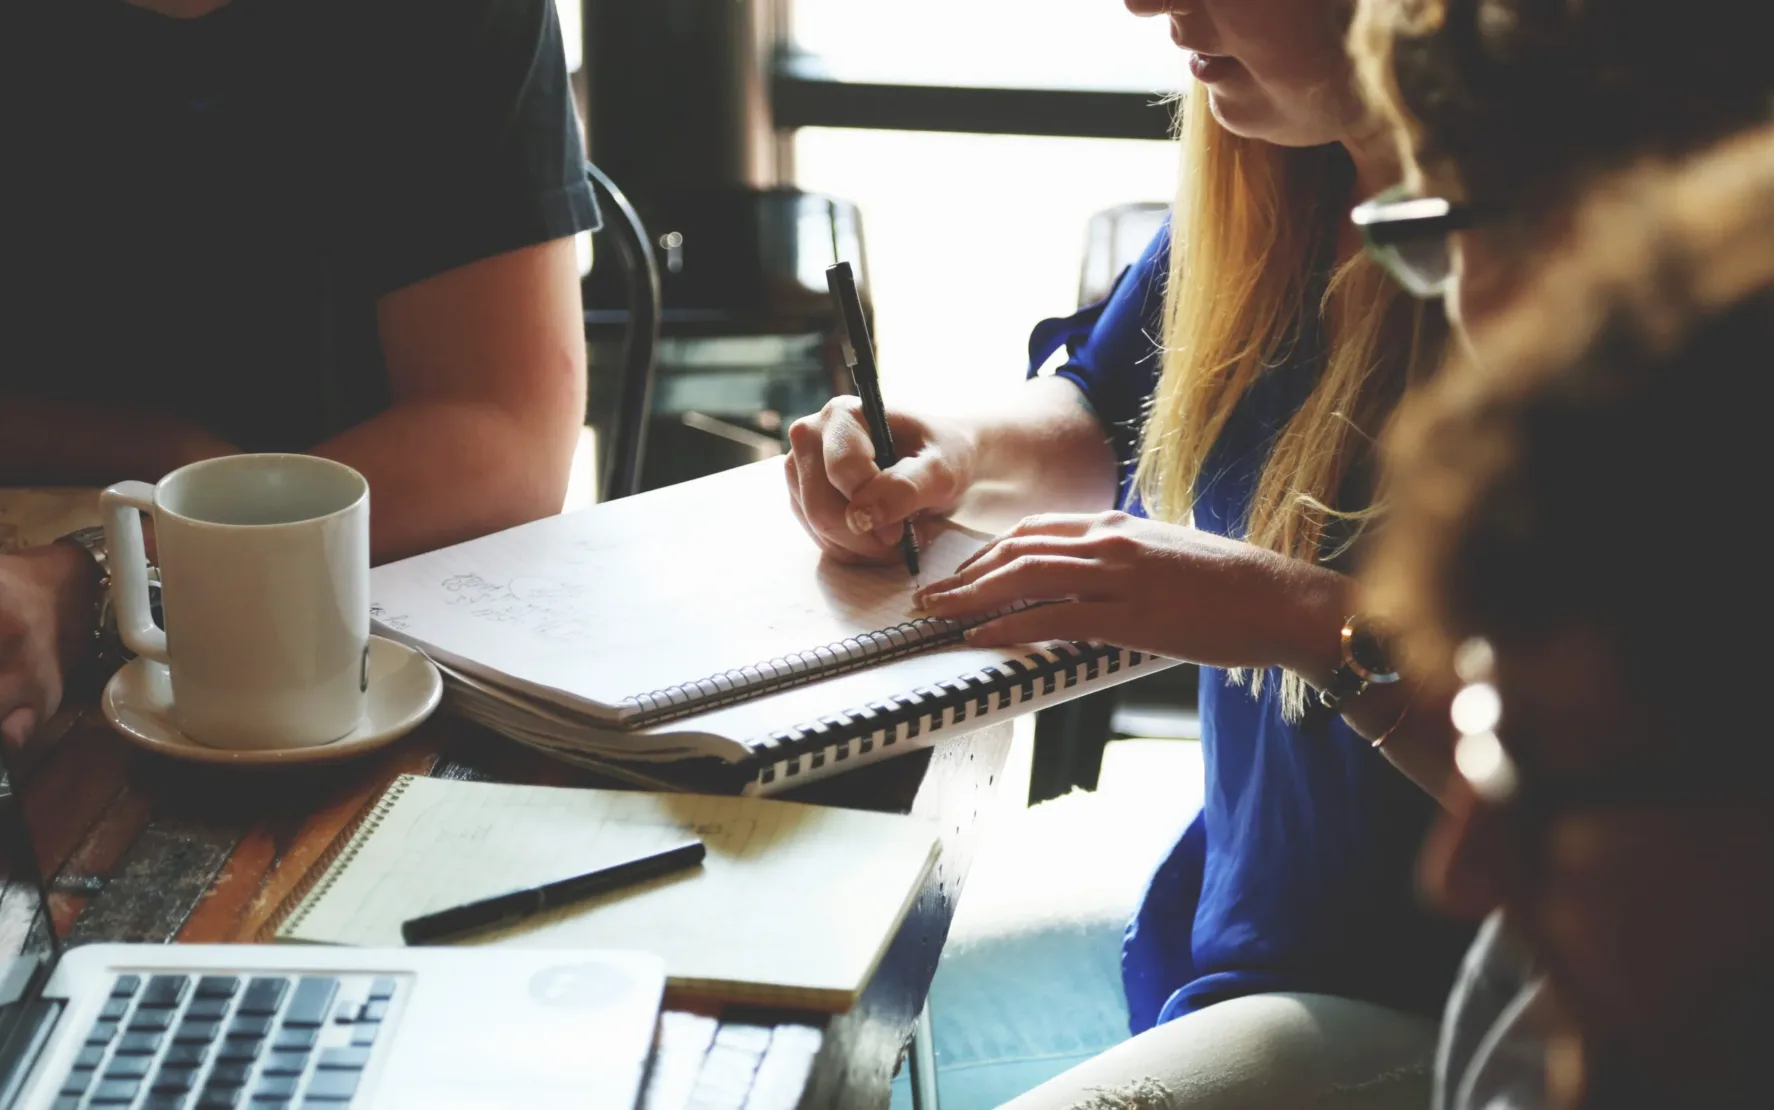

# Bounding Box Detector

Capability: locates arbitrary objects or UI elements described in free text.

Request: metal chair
[1077,202,1169,306]
[584,163,663,503]
[909,1001,940,1110]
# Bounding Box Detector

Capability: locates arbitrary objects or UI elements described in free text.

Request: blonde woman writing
[786,0,1464,1105]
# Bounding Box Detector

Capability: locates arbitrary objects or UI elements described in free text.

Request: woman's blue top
[1027,226,1470,1032]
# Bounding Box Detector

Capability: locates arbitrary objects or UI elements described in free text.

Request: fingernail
[847,506,875,535]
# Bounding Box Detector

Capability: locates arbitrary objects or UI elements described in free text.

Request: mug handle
[100,481,170,665]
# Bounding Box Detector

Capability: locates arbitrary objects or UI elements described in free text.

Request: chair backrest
[1077,202,1169,308]
[584,163,663,502]
[582,184,874,495]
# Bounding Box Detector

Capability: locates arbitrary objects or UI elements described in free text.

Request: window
[795,129,1176,407]
[791,0,1183,93]
[785,2,1184,406]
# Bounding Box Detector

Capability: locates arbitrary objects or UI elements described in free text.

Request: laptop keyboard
[54,972,399,1110]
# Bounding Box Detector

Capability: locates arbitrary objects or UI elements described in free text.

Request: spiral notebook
[370,461,1175,792]
[263,775,941,1011]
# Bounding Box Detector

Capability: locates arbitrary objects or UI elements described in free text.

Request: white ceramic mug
[102,454,371,750]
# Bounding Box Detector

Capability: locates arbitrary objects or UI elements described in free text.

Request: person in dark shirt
[1351,2,1774,1107]
[0,0,598,746]
[1373,125,1774,1110]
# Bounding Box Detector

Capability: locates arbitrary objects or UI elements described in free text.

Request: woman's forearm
[920,375,1465,799]
[1275,562,1456,803]
[1362,683,1456,803]
[948,375,1121,530]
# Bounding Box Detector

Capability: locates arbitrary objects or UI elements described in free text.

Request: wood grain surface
[10,705,1009,1110]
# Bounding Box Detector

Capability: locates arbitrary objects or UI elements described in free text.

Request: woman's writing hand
[783,397,978,565]
[914,511,1348,672]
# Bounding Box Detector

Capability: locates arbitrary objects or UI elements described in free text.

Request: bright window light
[795,129,1179,411]
[792,0,1185,94]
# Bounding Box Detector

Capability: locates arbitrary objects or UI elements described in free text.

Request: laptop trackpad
[375,954,663,1109]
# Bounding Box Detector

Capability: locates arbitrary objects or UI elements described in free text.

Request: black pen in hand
[826,261,921,578]
[400,838,706,946]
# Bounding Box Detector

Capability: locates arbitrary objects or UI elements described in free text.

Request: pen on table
[400,837,706,946]
[825,260,921,579]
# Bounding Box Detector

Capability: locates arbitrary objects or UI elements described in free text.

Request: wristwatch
[55,526,125,671]
[1318,614,1400,711]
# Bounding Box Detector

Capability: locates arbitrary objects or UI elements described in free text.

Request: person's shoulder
[1146,221,1173,261]
[1111,221,1171,320]
[1128,222,1172,284]
[286,0,562,113]
[1113,221,1171,328]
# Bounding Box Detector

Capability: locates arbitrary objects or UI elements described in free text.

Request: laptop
[0,747,666,1110]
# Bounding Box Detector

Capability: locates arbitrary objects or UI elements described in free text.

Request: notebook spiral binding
[258,774,420,942]
[619,608,1027,728]
[750,640,1156,788]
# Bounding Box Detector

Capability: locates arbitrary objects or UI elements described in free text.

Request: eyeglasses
[1449,638,1519,806]
[1451,638,1762,821]
[1350,185,1481,300]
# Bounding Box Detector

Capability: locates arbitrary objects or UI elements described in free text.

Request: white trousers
[997,992,1439,1110]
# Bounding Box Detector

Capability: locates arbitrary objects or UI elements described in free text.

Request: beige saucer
[101,635,443,767]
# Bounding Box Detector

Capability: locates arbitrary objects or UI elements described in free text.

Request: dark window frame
[772,49,1175,140]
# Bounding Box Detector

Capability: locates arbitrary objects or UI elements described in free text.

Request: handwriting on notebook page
[367,460,995,708]
[414,522,980,642]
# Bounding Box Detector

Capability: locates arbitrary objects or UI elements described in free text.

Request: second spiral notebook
[370,460,1174,793]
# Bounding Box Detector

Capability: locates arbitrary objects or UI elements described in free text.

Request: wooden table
[12,703,1011,1109]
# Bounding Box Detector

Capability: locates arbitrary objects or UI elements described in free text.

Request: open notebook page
[275,777,940,1010]
[370,460,990,723]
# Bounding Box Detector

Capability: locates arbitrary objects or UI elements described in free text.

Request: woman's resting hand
[914,510,1348,672]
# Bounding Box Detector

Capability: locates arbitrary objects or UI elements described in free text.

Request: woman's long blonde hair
[1134,82,1443,717]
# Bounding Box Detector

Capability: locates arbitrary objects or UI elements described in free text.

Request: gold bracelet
[1371,683,1420,750]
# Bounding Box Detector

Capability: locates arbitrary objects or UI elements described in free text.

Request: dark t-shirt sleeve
[349,0,600,296]
[1025,225,1170,508]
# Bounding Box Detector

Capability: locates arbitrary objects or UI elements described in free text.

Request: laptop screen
[0,745,59,974]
